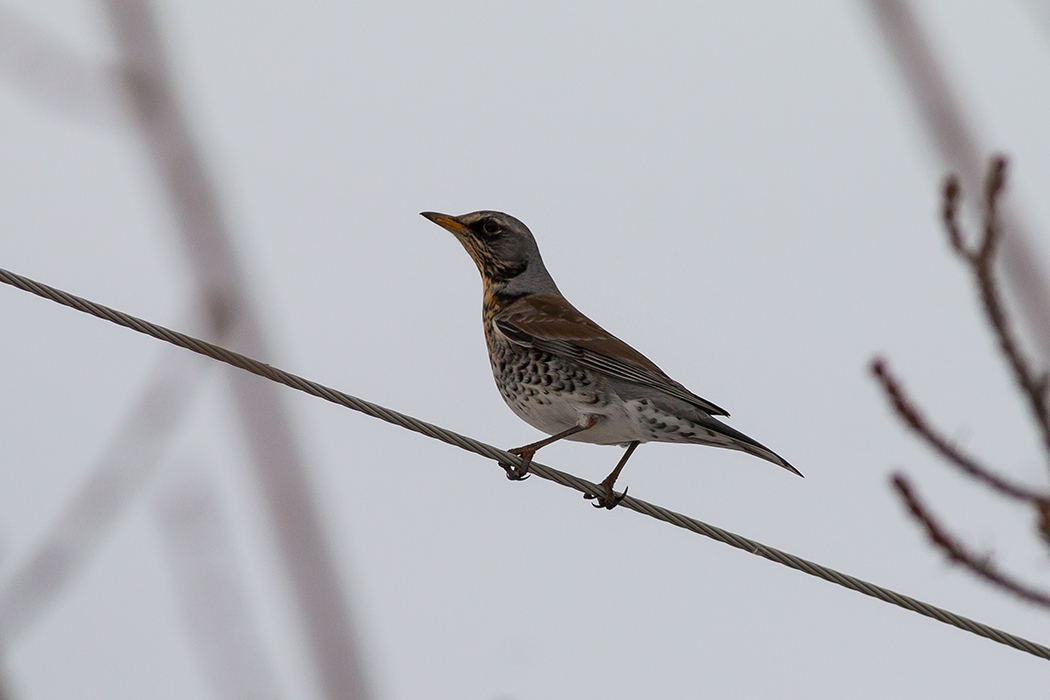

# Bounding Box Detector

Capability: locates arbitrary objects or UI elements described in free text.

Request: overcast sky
[2,1,1050,698]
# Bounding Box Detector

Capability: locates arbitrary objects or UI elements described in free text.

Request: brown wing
[494,294,729,416]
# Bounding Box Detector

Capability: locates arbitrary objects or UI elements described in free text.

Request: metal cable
[3,264,1049,662]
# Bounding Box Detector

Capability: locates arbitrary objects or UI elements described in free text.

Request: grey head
[421,210,561,297]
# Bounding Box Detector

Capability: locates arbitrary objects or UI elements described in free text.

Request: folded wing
[494,294,730,417]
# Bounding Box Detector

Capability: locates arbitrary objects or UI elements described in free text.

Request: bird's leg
[585,441,639,509]
[499,416,599,481]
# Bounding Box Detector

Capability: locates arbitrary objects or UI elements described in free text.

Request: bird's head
[421,210,559,295]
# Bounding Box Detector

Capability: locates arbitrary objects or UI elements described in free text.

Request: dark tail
[699,415,803,477]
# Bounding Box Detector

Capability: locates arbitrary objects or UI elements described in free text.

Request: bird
[421,210,800,508]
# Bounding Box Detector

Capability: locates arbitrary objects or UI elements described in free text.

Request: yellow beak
[420,211,469,235]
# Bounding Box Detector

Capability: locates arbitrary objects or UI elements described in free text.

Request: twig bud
[942,175,965,254]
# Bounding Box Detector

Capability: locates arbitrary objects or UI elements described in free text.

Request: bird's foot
[499,446,535,481]
[584,484,628,510]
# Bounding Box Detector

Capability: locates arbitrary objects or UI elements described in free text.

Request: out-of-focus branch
[99,1,374,698]
[0,8,124,126]
[892,473,1050,608]
[0,3,373,695]
[871,357,1050,505]
[941,160,1050,466]
[866,0,1050,365]
[873,158,1050,601]
[154,461,283,700]
[0,341,208,646]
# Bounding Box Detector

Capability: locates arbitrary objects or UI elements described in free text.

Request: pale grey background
[2,1,1050,698]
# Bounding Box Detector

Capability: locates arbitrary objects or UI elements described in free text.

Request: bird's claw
[500,447,534,481]
[584,485,628,510]
[499,461,531,481]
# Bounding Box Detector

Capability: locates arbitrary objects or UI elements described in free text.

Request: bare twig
[867,0,1050,372]
[979,156,1008,262]
[892,473,1050,608]
[941,177,965,254]
[1038,503,1050,552]
[941,159,1050,468]
[874,159,1050,598]
[871,357,1050,505]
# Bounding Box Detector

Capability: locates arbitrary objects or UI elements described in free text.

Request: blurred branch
[866,0,1050,365]
[99,1,374,698]
[872,160,1050,488]
[941,160,1050,467]
[874,157,1050,603]
[0,7,125,126]
[154,460,283,700]
[0,340,207,646]
[872,357,1050,505]
[0,3,373,695]
[868,0,1050,603]
[892,473,1050,608]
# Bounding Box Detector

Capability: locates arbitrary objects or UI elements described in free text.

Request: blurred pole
[866,0,1050,361]
[154,461,283,700]
[0,10,222,695]
[99,2,374,699]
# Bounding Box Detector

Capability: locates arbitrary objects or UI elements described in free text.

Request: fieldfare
[422,210,800,508]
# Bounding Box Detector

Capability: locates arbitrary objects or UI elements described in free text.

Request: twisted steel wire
[3,264,1049,661]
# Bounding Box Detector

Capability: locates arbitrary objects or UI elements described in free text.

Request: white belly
[502,385,694,446]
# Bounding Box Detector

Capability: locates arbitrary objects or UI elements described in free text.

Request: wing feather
[494,295,730,417]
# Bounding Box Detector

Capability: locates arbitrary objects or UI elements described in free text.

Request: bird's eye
[482,219,502,235]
